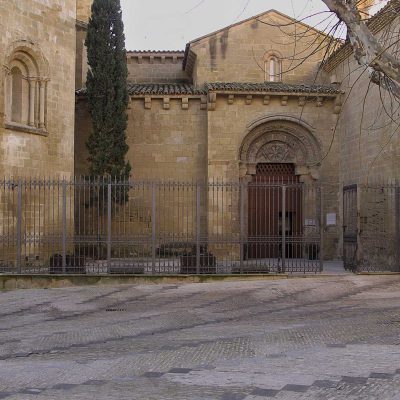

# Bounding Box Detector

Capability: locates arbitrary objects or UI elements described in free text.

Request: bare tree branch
[322,0,400,93]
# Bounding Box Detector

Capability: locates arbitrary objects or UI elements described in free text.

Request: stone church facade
[1,0,399,263]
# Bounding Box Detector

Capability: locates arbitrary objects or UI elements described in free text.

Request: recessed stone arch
[239,117,322,182]
[4,41,50,130]
[5,40,50,78]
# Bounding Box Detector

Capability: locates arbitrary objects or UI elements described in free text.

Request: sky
[120,0,330,51]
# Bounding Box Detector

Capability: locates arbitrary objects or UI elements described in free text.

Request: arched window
[11,67,23,123]
[4,44,49,133]
[264,53,282,82]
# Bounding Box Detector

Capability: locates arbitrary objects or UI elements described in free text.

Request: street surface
[1,275,400,399]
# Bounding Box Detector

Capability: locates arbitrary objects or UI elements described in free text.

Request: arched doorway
[239,116,322,182]
[240,118,322,262]
[248,163,302,259]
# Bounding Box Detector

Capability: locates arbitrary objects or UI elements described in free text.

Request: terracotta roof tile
[128,83,206,95]
[206,82,341,94]
[76,82,341,97]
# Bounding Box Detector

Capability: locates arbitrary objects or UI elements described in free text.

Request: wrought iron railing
[0,178,324,275]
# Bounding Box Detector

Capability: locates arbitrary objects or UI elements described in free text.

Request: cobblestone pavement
[1,276,400,399]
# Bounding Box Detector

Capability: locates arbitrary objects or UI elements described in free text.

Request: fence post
[239,182,246,274]
[152,183,156,274]
[62,180,67,274]
[281,185,286,274]
[319,186,324,272]
[396,186,400,272]
[16,181,22,274]
[107,183,112,269]
[356,184,362,271]
[196,183,201,275]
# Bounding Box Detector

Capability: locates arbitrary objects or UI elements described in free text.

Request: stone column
[28,78,36,126]
[39,80,46,128]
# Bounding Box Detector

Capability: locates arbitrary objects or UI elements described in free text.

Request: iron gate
[343,185,358,271]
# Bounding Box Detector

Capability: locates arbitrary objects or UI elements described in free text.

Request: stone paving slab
[1,276,400,399]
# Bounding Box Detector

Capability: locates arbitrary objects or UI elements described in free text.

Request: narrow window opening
[11,67,23,123]
[264,53,282,82]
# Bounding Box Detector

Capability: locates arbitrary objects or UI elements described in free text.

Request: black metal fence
[0,178,324,275]
[343,183,400,272]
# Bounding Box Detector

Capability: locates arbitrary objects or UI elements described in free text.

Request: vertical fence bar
[319,185,324,273]
[16,181,22,274]
[239,182,245,274]
[396,186,400,272]
[356,184,362,272]
[62,179,67,274]
[281,185,286,274]
[107,183,112,269]
[196,183,201,275]
[152,183,156,274]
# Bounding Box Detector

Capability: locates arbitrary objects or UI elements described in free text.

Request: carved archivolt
[239,119,322,180]
[259,142,295,163]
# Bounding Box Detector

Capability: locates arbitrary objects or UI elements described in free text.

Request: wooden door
[247,164,302,259]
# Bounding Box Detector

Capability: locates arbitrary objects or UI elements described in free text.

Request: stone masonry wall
[75,97,208,180]
[74,96,208,251]
[0,0,77,267]
[189,11,329,86]
[330,17,400,186]
[0,0,76,178]
[127,52,189,84]
[206,94,341,259]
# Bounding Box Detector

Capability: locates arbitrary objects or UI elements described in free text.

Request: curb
[0,272,397,291]
[0,274,288,290]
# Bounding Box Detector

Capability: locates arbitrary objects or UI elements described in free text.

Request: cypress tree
[85,0,131,180]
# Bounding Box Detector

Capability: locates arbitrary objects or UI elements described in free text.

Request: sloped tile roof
[128,83,206,95]
[206,82,341,94]
[76,82,341,97]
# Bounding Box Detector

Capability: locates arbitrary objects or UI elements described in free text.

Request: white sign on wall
[326,213,337,226]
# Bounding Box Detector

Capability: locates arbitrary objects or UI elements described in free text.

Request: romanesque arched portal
[239,116,322,182]
[239,116,322,261]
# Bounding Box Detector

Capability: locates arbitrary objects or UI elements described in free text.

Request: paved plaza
[1,275,400,399]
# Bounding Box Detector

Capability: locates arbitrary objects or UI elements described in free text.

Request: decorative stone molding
[127,51,185,66]
[239,118,322,181]
[281,96,288,106]
[228,94,235,105]
[298,96,306,107]
[163,97,170,110]
[334,94,343,114]
[5,122,47,136]
[4,41,50,133]
[144,97,152,109]
[246,114,317,136]
[208,92,216,111]
[259,142,295,163]
[263,95,270,105]
[181,97,189,110]
[245,95,253,105]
